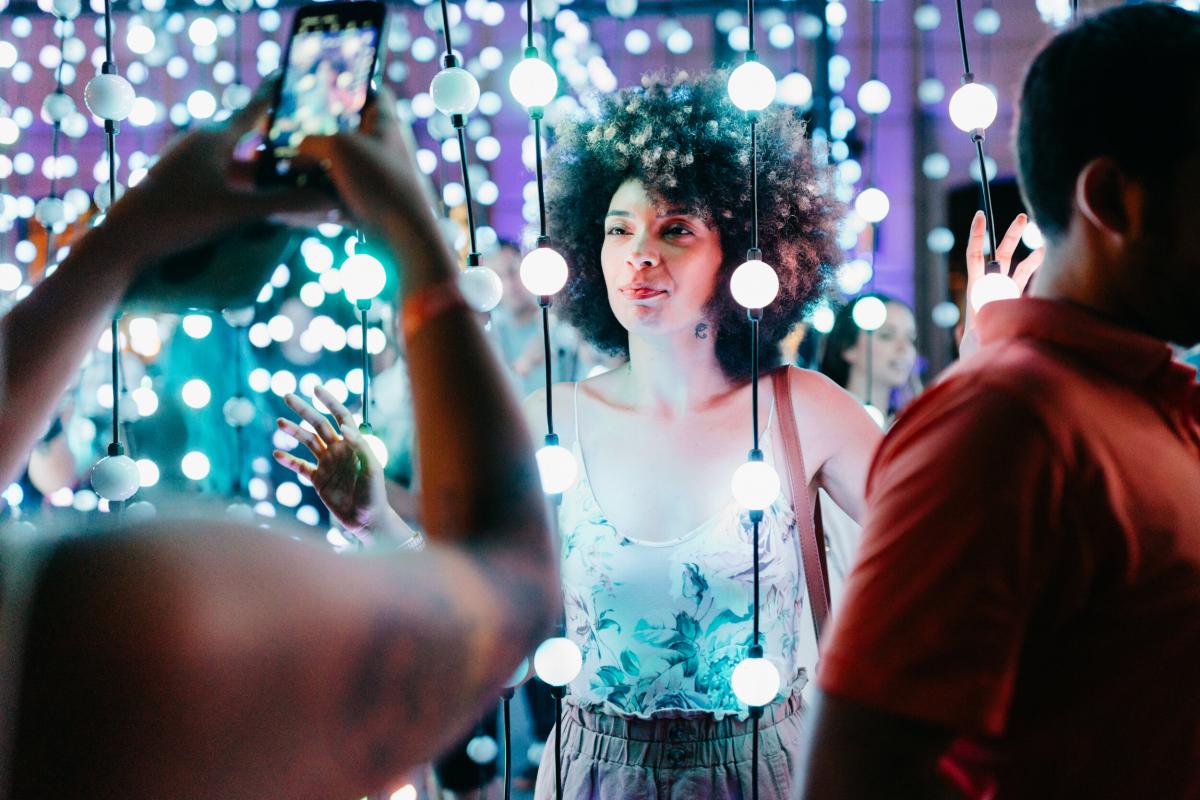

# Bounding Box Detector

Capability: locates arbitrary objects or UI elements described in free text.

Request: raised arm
[10,91,557,800]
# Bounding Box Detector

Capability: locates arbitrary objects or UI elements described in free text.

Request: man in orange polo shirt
[800,6,1200,799]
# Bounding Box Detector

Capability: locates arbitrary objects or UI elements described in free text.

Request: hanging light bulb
[222,396,256,428]
[34,197,67,227]
[90,453,140,501]
[533,636,583,687]
[458,265,504,312]
[50,0,81,19]
[41,92,75,124]
[535,439,578,494]
[341,252,387,304]
[969,270,1020,311]
[851,295,888,331]
[430,66,482,115]
[730,259,780,310]
[727,59,777,112]
[84,73,136,121]
[509,54,558,109]
[948,81,998,132]
[854,187,890,224]
[361,431,389,465]
[520,246,569,297]
[504,657,530,688]
[856,78,891,115]
[730,456,780,511]
[466,735,499,765]
[731,655,781,707]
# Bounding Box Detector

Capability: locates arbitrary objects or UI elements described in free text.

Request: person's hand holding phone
[98,81,330,275]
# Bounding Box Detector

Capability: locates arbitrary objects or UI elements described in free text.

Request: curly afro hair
[545,70,844,384]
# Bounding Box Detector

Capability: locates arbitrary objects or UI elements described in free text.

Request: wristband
[401,279,468,341]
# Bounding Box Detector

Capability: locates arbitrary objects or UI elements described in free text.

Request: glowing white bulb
[605,0,638,18]
[126,24,156,55]
[854,188,890,224]
[535,443,578,494]
[362,432,389,466]
[913,3,941,30]
[390,786,418,800]
[341,253,387,303]
[810,304,835,334]
[181,451,211,481]
[430,66,481,115]
[466,735,499,764]
[1021,222,1044,250]
[727,60,777,112]
[188,17,219,47]
[731,656,781,707]
[931,300,961,329]
[948,82,998,132]
[222,396,256,427]
[778,72,814,107]
[509,56,558,109]
[863,404,887,428]
[41,92,75,124]
[84,73,135,121]
[34,196,66,226]
[504,657,529,688]
[50,0,81,19]
[729,259,779,309]
[969,271,1020,311]
[520,247,569,297]
[90,454,140,501]
[851,295,888,331]
[136,458,160,488]
[857,79,891,115]
[459,266,504,312]
[182,378,212,409]
[182,314,213,339]
[533,636,583,686]
[730,459,780,511]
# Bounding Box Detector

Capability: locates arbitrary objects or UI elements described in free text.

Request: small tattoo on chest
[694,323,709,339]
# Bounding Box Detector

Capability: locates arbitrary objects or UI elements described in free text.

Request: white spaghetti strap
[572,381,583,446]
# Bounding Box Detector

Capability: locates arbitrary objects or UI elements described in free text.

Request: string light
[951,0,1017,311]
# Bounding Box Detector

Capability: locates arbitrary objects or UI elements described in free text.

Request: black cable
[869,0,881,80]
[752,518,761,642]
[360,303,370,427]
[747,0,754,52]
[232,323,245,495]
[103,0,113,64]
[954,0,971,75]
[502,694,513,800]
[973,137,999,261]
[542,303,554,436]
[534,115,548,237]
[454,122,480,255]
[751,317,760,451]
[750,118,759,251]
[526,0,534,49]
[110,317,120,447]
[439,0,455,56]
[554,693,563,800]
[751,716,761,800]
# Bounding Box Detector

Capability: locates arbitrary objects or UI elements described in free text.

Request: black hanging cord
[232,322,245,495]
[439,0,455,55]
[454,122,480,256]
[534,116,548,237]
[554,691,564,800]
[749,119,759,251]
[359,303,370,425]
[110,317,120,448]
[746,0,755,51]
[954,0,972,75]
[869,0,881,79]
[541,304,554,436]
[502,691,513,800]
[526,0,535,49]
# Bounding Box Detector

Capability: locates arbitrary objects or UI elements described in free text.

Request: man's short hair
[1016,4,1200,240]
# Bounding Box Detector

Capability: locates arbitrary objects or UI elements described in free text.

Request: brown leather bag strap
[772,368,832,645]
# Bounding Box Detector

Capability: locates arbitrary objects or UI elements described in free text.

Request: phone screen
[263,6,382,181]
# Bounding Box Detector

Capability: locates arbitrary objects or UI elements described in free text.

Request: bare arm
[798,691,958,800]
[11,92,557,800]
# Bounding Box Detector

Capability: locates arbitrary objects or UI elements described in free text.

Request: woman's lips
[622,287,666,300]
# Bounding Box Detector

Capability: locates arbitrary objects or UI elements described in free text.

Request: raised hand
[963,211,1046,332]
[274,385,388,534]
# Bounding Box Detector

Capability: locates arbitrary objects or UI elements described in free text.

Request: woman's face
[600,178,724,339]
[843,301,918,390]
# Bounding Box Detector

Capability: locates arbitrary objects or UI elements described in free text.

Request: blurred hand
[274,385,388,533]
[963,211,1045,332]
[98,80,330,271]
[293,88,442,249]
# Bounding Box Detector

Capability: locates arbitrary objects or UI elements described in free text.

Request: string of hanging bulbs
[948,0,1015,312]
[82,0,142,510]
[725,1,785,798]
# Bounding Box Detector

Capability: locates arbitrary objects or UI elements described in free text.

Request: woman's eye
[666,225,693,237]
[606,225,629,235]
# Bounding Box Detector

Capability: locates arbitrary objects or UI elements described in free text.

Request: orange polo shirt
[819,298,1200,799]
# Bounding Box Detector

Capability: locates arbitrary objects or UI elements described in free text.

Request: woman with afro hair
[522,70,882,799]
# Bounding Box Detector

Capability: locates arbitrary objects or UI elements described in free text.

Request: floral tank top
[558,385,817,721]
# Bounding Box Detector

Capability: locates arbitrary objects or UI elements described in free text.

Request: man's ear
[1074,157,1148,244]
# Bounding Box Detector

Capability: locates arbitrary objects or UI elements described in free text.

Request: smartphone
[256,0,386,187]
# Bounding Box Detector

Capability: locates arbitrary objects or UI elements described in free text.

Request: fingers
[284,392,339,443]
[360,86,400,140]
[273,449,317,479]
[223,75,279,140]
[995,213,1028,272]
[1012,246,1045,293]
[313,384,361,438]
[277,417,325,458]
[965,210,987,278]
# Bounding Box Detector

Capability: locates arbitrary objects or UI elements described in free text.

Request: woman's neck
[621,329,736,416]
[845,368,891,411]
